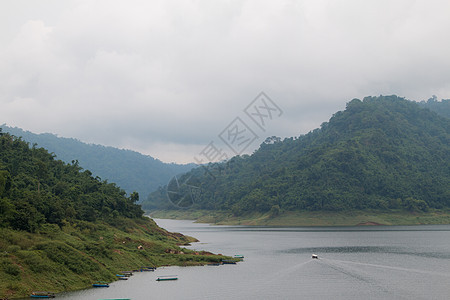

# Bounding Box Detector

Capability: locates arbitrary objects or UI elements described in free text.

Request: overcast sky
[1,0,449,163]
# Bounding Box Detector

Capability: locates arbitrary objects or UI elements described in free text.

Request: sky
[1,0,449,163]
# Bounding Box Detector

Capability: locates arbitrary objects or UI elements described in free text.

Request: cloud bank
[1,0,449,163]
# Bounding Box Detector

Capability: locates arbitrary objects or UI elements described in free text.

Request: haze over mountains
[2,96,448,208]
[145,96,450,212]
[0,125,195,199]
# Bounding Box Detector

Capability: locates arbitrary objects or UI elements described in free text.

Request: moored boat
[312,254,318,259]
[156,275,178,281]
[92,281,109,287]
[30,291,55,298]
[221,259,237,264]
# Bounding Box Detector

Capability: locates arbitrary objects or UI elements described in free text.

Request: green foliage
[1,260,20,277]
[403,197,429,212]
[148,95,450,214]
[34,241,99,273]
[269,205,281,218]
[419,96,450,119]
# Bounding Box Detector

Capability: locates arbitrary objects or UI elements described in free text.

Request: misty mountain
[0,125,195,199]
[146,95,450,213]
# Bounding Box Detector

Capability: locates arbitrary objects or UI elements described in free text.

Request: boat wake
[322,258,450,278]
[317,258,416,299]
[318,259,374,284]
[265,259,314,282]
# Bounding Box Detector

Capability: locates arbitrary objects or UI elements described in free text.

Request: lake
[58,219,450,300]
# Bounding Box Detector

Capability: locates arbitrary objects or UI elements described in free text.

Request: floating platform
[221,260,237,264]
[30,291,55,298]
[92,281,109,287]
[156,275,178,281]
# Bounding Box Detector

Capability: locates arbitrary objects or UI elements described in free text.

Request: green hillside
[0,131,227,299]
[147,95,450,214]
[0,125,195,199]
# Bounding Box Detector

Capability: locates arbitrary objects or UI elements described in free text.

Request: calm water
[58,219,450,300]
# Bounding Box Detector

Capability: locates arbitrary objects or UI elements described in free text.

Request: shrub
[35,241,99,273]
[17,250,51,273]
[1,258,21,277]
[4,263,21,276]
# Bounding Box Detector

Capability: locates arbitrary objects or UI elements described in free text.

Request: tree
[130,191,139,203]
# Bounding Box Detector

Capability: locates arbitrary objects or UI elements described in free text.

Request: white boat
[312,254,318,259]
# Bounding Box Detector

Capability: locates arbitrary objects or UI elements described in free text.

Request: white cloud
[1,0,449,163]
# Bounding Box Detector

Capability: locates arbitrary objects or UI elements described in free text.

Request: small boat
[234,255,244,260]
[117,276,128,280]
[92,281,109,287]
[221,260,237,264]
[156,275,178,281]
[207,262,221,266]
[30,291,55,298]
[312,254,318,259]
[120,271,133,276]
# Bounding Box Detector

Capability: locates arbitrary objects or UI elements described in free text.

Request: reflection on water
[282,246,450,259]
[58,220,450,300]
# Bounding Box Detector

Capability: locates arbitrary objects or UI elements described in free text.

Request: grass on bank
[149,209,450,226]
[0,217,231,299]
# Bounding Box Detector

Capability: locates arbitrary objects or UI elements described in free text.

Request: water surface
[59,220,450,299]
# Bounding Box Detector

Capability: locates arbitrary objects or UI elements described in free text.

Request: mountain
[0,125,195,199]
[147,95,450,214]
[0,130,226,298]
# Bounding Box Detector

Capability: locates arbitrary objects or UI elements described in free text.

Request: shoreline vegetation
[149,209,450,226]
[0,217,233,299]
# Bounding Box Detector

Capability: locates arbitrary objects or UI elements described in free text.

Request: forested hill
[0,131,144,231]
[147,95,450,213]
[0,125,195,199]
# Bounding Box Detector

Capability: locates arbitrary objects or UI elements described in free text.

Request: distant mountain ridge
[146,95,450,213]
[0,125,195,199]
